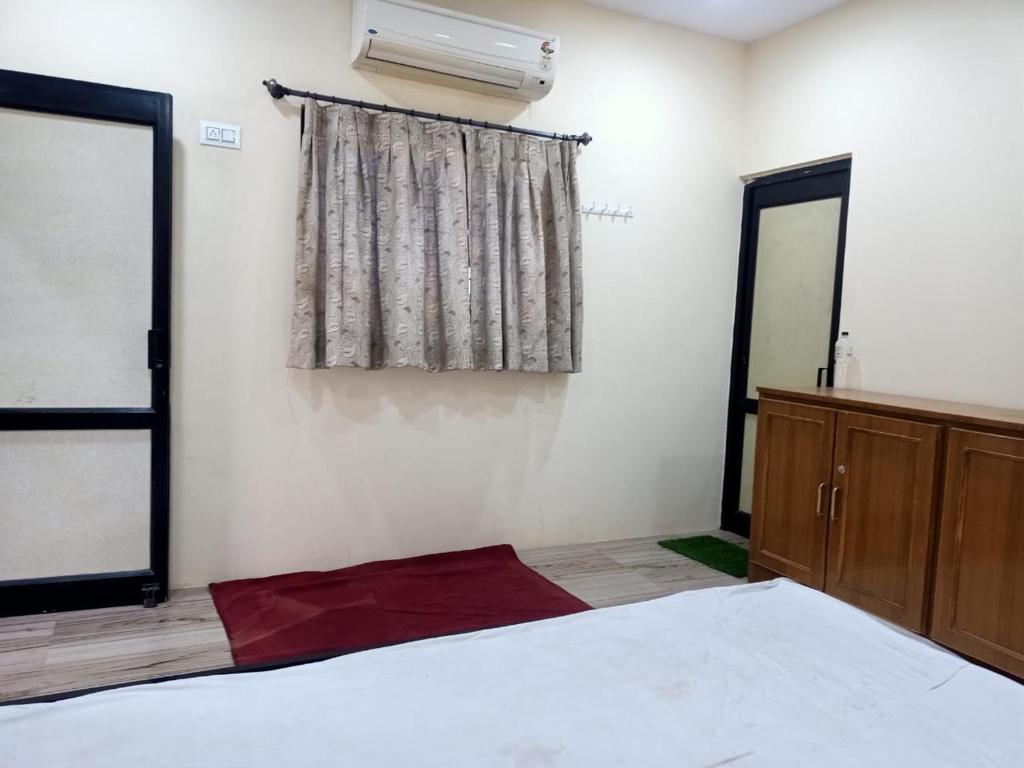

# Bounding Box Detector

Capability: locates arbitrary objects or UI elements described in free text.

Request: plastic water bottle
[834,332,853,389]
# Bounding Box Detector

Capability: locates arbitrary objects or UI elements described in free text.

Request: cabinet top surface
[758,387,1024,433]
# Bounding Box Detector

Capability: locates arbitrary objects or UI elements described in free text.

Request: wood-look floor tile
[519,549,623,581]
[597,531,746,563]
[0,617,55,651]
[0,533,751,702]
[52,596,223,642]
[0,618,55,700]
[37,626,233,697]
[596,540,692,568]
[0,657,46,700]
[0,643,51,677]
[167,586,218,604]
[713,530,749,548]
[517,542,601,565]
[640,565,744,592]
[46,622,229,665]
[632,553,729,579]
[42,602,145,624]
[35,654,235,698]
[550,570,668,608]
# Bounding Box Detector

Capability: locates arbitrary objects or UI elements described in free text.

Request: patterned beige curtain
[288,101,473,371]
[465,130,583,373]
[288,100,582,373]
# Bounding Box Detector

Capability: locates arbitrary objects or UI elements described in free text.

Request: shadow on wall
[266,367,573,571]
[270,94,302,122]
[288,366,570,425]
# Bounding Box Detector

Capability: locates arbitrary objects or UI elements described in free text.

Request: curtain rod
[262,78,592,146]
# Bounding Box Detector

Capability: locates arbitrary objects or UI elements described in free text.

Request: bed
[2,579,1022,767]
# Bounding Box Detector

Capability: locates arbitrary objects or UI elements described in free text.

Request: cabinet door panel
[749,400,835,588]
[932,430,1024,677]
[825,412,939,631]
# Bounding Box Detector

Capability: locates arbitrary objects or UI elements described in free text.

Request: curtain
[288,102,473,371]
[288,100,582,373]
[465,131,583,373]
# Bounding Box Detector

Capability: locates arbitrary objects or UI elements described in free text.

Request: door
[825,412,939,631]
[0,70,172,615]
[748,399,835,588]
[722,159,850,536]
[931,430,1024,677]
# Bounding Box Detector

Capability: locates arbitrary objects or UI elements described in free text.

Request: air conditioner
[351,0,558,102]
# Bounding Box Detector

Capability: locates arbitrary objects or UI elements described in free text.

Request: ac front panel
[366,39,526,89]
[366,0,556,69]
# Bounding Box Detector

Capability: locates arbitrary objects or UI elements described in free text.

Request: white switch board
[199,120,241,149]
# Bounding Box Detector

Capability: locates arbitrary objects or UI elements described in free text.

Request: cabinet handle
[816,482,827,516]
[829,486,841,521]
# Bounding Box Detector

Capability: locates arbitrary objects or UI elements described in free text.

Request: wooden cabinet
[931,430,1024,678]
[824,412,938,631]
[749,400,834,589]
[749,387,1024,678]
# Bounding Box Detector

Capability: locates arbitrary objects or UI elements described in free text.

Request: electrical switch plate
[199,120,241,149]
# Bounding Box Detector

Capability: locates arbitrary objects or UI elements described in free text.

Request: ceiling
[583,0,851,43]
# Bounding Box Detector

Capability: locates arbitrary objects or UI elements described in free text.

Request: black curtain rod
[262,78,592,146]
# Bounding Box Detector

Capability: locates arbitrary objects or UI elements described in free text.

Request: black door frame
[721,158,851,537]
[0,69,172,615]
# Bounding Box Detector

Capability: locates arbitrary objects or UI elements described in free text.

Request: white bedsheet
[1,579,1022,767]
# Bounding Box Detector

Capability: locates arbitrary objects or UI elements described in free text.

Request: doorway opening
[721,159,851,537]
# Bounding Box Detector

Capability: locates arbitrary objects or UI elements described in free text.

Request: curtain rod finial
[263,78,287,100]
[578,132,593,146]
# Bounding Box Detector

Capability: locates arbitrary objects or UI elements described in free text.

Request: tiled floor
[0,531,746,703]
[518,532,747,608]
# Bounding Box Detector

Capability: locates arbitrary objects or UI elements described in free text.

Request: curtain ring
[507,125,513,133]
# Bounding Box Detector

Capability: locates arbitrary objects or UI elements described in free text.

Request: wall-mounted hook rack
[582,202,634,220]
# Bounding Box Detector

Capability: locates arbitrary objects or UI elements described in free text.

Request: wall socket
[200,120,241,149]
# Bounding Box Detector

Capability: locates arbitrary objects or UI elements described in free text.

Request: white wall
[0,0,746,586]
[742,0,1024,409]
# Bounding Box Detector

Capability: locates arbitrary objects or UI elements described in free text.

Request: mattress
[1,579,1022,767]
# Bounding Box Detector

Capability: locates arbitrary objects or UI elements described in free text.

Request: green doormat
[658,536,748,578]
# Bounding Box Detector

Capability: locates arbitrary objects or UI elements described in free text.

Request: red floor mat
[209,544,591,666]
